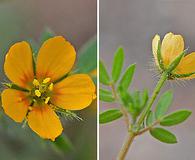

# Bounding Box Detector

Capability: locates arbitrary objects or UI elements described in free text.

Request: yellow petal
[175,52,195,79]
[27,105,63,141]
[2,89,29,122]
[51,74,96,110]
[4,41,34,88]
[152,34,160,66]
[36,36,76,82]
[161,32,184,67]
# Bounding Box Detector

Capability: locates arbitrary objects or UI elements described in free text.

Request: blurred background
[0,0,97,160]
[100,0,195,159]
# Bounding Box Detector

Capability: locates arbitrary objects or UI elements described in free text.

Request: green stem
[137,71,168,127]
[117,71,168,160]
[110,84,130,129]
[118,119,160,160]
[117,132,135,160]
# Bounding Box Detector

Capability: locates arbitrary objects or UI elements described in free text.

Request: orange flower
[2,36,96,141]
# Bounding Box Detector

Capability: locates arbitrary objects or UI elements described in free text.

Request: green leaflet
[100,89,115,102]
[150,127,177,144]
[118,63,136,90]
[160,110,191,126]
[112,47,124,82]
[99,109,123,124]
[155,91,173,119]
[146,110,155,126]
[99,61,110,85]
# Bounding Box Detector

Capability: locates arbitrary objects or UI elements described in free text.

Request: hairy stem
[111,84,130,129]
[137,71,168,127]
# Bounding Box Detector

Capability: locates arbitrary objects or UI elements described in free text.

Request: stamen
[45,97,50,104]
[29,106,33,111]
[48,83,54,91]
[30,77,53,106]
[33,79,40,86]
[35,90,41,97]
[43,78,51,84]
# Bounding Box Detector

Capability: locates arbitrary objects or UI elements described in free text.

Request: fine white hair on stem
[148,54,192,88]
[147,54,191,89]
[147,56,161,80]
[171,69,191,88]
[167,77,189,88]
[175,78,189,87]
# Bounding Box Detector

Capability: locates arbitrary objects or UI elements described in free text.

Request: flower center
[29,77,53,106]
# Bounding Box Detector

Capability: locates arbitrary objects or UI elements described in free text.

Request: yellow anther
[48,83,54,91]
[29,106,33,111]
[35,90,41,97]
[45,97,50,104]
[43,78,51,84]
[33,79,40,86]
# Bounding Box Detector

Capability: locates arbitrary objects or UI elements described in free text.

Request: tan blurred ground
[100,0,195,159]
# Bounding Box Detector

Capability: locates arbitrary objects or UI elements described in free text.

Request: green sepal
[157,40,164,70]
[32,53,36,76]
[2,83,29,92]
[53,73,69,84]
[167,49,187,73]
[171,72,195,79]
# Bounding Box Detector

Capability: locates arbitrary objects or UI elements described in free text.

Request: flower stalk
[110,83,130,129]
[137,71,168,127]
[117,132,135,160]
